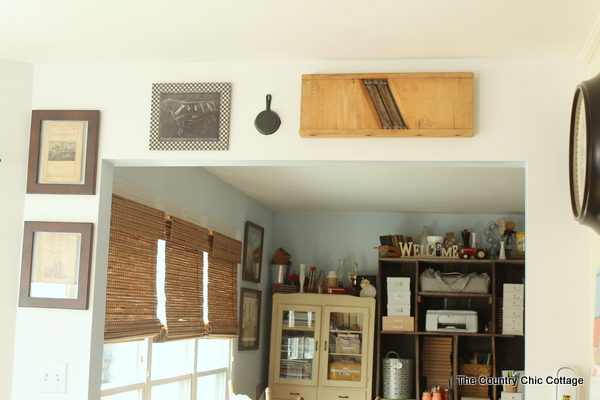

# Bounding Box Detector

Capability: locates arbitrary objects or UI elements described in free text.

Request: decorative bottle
[337,259,345,287]
[299,264,306,292]
[315,270,326,293]
[499,241,507,260]
[461,229,471,248]
[420,226,432,247]
[443,232,456,249]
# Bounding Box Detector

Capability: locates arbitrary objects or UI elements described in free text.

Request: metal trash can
[382,351,414,400]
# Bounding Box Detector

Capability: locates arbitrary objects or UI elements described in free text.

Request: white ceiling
[203,165,526,214]
[0,0,599,64]
[3,1,595,214]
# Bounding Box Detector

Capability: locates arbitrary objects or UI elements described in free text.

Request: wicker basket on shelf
[458,354,492,398]
[271,283,299,296]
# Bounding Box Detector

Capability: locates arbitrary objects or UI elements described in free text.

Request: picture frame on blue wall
[149,82,232,151]
[26,110,100,195]
[19,221,93,310]
[242,221,264,283]
[239,287,261,350]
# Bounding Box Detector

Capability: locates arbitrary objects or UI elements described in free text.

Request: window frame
[100,337,233,400]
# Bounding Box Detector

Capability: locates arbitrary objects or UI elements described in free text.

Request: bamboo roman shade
[206,231,242,337]
[165,215,210,252]
[155,216,210,342]
[105,194,243,343]
[105,195,166,343]
[210,230,243,264]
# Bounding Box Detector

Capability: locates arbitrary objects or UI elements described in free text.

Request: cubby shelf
[375,258,525,400]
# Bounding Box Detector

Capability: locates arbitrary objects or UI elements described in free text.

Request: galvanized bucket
[382,351,414,400]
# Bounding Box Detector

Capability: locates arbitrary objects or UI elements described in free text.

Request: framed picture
[19,221,93,310]
[242,221,264,282]
[239,288,261,351]
[149,82,231,151]
[26,110,100,195]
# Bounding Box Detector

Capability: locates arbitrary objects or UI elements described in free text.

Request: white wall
[0,57,33,400]
[2,56,592,399]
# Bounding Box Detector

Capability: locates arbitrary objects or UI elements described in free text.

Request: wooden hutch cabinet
[269,293,376,400]
[375,258,525,400]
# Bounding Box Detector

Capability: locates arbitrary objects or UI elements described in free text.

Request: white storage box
[501,392,524,400]
[503,299,524,307]
[387,277,410,291]
[503,291,524,301]
[502,324,524,335]
[503,283,524,293]
[387,291,411,305]
[502,317,524,327]
[387,304,410,317]
[502,305,523,317]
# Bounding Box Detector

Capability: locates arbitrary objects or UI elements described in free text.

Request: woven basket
[271,283,299,296]
[458,362,492,397]
[459,363,492,377]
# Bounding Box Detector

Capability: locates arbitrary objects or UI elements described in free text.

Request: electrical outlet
[38,362,67,393]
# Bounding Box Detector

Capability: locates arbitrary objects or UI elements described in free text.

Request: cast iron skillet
[255,94,281,135]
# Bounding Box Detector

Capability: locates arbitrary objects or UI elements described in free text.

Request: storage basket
[458,359,492,398]
[271,283,298,296]
[382,351,414,399]
[271,247,291,265]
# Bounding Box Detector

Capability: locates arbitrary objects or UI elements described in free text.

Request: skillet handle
[266,94,272,110]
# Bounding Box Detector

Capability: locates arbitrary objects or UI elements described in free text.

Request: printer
[425,310,478,333]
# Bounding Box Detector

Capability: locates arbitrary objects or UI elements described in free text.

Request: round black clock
[569,72,600,233]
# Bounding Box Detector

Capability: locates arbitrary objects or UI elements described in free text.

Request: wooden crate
[376,245,402,258]
[300,72,473,138]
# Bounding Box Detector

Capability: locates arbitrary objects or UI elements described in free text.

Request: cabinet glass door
[322,306,370,388]
[274,304,321,385]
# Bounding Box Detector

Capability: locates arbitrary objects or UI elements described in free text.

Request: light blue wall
[114,166,525,284]
[273,212,525,279]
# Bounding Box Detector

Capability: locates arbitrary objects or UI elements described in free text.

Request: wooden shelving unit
[374,258,525,400]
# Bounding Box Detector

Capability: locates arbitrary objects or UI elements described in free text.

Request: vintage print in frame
[26,110,100,195]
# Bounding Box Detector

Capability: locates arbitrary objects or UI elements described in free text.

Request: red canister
[442,388,451,400]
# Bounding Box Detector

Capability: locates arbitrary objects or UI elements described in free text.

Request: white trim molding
[581,14,600,65]
[112,178,239,239]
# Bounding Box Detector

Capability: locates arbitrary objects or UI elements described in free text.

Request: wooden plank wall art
[300,72,474,138]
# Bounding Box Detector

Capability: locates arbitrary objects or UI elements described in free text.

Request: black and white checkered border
[149,82,231,151]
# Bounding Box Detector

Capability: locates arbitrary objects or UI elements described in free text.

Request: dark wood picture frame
[238,287,261,350]
[26,110,100,195]
[19,221,93,310]
[242,221,264,282]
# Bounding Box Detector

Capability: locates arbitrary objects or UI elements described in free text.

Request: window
[101,337,231,400]
[103,187,242,400]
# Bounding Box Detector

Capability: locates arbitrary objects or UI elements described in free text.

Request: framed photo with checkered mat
[149,82,231,151]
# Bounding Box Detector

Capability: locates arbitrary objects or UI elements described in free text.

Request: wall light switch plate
[38,362,67,393]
